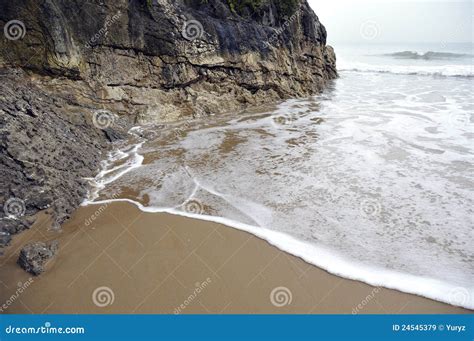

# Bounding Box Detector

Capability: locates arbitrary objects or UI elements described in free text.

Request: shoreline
[0,201,470,314]
[85,197,474,310]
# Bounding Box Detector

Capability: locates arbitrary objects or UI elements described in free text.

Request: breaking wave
[339,62,473,78]
[382,51,472,60]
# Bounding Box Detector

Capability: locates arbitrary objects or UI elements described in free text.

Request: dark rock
[0,232,12,253]
[17,240,59,275]
[0,68,130,254]
[0,0,337,121]
[103,127,127,142]
[0,217,33,236]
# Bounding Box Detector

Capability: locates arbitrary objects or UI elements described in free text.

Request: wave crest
[339,62,473,78]
[383,51,471,60]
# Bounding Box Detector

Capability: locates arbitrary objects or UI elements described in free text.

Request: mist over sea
[86,42,474,309]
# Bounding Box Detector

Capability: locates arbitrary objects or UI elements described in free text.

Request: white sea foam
[382,51,472,60]
[339,61,473,77]
[336,44,473,78]
[83,54,474,309]
[82,141,144,203]
[85,196,474,310]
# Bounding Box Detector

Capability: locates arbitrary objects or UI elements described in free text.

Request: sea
[84,42,474,309]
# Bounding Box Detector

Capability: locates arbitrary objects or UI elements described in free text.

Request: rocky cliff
[0,0,336,255]
[0,0,336,121]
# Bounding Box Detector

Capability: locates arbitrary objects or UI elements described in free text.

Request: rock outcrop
[17,240,59,275]
[0,0,336,255]
[0,68,129,251]
[0,0,336,122]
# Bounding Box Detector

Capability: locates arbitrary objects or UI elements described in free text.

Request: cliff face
[0,68,129,252]
[0,0,336,254]
[0,0,336,122]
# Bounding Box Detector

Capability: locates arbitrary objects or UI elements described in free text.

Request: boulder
[17,241,59,275]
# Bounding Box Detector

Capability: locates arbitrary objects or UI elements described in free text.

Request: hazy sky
[308,0,473,44]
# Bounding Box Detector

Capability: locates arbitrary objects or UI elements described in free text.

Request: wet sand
[0,201,470,314]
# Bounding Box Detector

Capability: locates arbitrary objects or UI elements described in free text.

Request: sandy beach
[0,201,470,314]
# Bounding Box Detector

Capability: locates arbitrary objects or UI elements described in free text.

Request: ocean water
[84,43,474,309]
[337,42,473,77]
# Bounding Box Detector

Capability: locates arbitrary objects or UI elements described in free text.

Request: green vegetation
[226,0,264,14]
[274,0,299,16]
